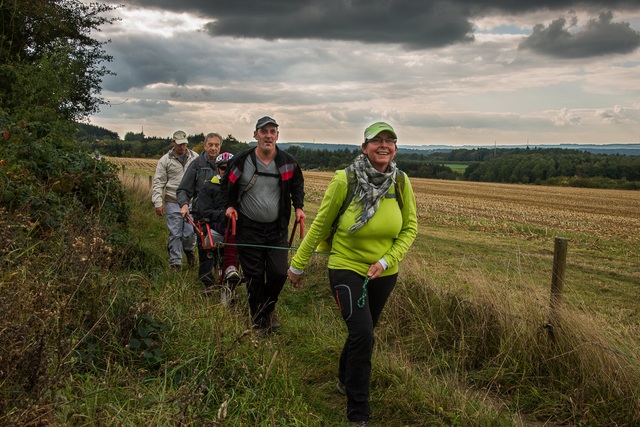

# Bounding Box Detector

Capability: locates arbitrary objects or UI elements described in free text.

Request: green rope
[219,242,299,251]
[219,241,366,307]
[220,242,333,254]
[357,276,370,309]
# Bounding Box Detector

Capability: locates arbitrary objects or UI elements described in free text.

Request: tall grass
[1,167,638,426]
[382,256,640,425]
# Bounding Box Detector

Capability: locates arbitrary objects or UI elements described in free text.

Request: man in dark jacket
[221,116,305,335]
[177,132,241,289]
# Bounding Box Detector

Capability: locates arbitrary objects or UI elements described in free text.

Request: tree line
[460,148,640,189]
[79,125,639,189]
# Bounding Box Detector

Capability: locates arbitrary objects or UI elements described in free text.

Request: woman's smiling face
[362,130,397,172]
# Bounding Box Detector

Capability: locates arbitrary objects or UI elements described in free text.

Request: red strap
[288,220,298,247]
[231,211,237,235]
[185,215,199,232]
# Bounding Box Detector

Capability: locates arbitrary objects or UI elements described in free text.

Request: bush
[0,119,128,234]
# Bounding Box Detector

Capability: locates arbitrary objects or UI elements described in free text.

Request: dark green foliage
[396,159,459,180]
[283,144,640,187]
[221,133,251,154]
[283,145,460,179]
[84,132,251,159]
[75,122,119,142]
[128,314,171,368]
[285,145,361,170]
[0,121,128,234]
[463,150,640,189]
[0,1,181,423]
[0,0,117,123]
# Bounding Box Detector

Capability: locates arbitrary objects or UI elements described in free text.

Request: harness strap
[239,149,280,201]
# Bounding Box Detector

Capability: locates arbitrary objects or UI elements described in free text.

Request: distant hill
[75,122,119,141]
[278,142,640,156]
[78,123,640,156]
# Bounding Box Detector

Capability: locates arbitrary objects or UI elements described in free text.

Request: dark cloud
[519,11,640,57]
[106,0,640,49]
[102,36,193,91]
[97,0,640,94]
[459,0,640,14]
[202,0,475,49]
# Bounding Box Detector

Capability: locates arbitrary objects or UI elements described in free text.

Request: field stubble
[304,170,640,326]
[109,160,640,247]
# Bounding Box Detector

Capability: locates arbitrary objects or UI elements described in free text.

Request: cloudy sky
[87,0,640,147]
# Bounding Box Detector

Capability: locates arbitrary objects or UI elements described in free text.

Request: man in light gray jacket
[152,130,198,271]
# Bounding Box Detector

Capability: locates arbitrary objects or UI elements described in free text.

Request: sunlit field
[114,157,638,245]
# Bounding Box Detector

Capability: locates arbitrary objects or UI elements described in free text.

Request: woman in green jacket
[288,122,418,427]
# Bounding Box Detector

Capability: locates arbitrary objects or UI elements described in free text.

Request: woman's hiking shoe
[336,381,346,396]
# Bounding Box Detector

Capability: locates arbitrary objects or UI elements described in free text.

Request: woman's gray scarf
[347,153,397,232]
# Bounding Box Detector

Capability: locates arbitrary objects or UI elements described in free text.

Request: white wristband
[289,266,304,275]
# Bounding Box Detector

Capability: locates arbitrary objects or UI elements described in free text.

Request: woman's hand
[367,262,384,280]
[288,268,304,289]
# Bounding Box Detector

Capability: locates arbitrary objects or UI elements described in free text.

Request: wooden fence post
[547,237,569,341]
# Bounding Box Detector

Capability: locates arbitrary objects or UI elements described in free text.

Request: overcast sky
[87,0,640,147]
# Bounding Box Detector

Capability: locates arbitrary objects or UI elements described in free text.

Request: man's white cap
[172,130,188,144]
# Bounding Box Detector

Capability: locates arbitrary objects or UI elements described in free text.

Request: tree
[0,0,125,231]
[124,131,145,142]
[0,0,117,126]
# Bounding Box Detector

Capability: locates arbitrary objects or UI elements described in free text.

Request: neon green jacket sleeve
[290,170,349,270]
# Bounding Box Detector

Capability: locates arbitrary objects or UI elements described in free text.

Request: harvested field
[303,170,640,247]
[110,159,639,248]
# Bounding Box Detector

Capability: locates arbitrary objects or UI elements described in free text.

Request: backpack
[317,168,405,252]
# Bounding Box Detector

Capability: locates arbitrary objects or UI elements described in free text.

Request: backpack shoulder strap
[238,149,261,201]
[394,169,405,210]
[329,168,356,233]
[194,154,205,178]
[340,168,357,217]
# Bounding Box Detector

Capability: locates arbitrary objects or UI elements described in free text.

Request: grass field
[443,163,468,173]
[104,156,640,426]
